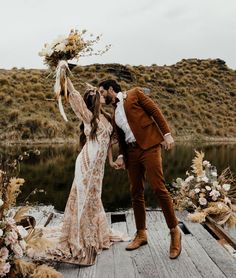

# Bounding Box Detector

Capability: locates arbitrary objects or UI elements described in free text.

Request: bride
[45,77,127,265]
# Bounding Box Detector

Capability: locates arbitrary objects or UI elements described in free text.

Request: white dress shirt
[115,92,136,143]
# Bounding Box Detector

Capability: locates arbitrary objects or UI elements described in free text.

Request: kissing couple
[46,77,182,265]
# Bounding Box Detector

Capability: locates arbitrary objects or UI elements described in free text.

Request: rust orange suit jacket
[114,87,171,160]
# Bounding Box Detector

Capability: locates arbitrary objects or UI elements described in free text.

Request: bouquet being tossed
[39,29,110,121]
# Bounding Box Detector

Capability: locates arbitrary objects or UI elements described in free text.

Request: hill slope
[0,58,235,143]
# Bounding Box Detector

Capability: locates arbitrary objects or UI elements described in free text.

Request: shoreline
[0,136,236,147]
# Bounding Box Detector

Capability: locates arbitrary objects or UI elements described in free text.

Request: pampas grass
[25,228,54,253]
[14,259,62,278]
[187,211,206,223]
[31,265,62,278]
[3,177,25,210]
[14,206,31,222]
[14,259,36,277]
[191,150,204,176]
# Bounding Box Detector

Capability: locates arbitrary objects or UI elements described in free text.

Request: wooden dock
[53,210,236,278]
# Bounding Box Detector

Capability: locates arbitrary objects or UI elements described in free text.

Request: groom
[99,80,181,259]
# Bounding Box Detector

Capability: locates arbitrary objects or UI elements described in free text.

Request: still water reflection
[0,143,235,212]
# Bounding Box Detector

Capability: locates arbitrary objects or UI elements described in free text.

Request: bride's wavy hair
[80,89,111,147]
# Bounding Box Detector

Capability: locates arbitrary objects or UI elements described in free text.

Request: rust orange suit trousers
[127,144,178,230]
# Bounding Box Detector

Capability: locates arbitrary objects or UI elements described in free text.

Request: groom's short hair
[99,79,121,94]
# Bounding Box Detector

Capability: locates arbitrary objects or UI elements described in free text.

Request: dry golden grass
[0,58,235,142]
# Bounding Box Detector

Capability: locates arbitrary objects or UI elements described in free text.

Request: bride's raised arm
[67,78,92,123]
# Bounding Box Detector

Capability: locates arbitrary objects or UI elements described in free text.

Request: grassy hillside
[0,58,236,143]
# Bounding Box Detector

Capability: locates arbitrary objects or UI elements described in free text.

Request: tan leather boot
[169,226,182,259]
[126,230,148,251]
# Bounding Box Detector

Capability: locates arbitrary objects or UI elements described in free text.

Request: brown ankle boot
[126,230,148,251]
[169,226,182,259]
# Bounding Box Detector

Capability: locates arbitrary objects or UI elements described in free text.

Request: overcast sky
[1,0,236,69]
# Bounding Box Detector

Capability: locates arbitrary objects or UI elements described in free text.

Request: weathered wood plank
[78,265,96,278]
[95,213,115,278]
[181,233,226,277]
[112,220,136,278]
[177,211,236,278]
[57,263,80,278]
[126,211,165,278]
[147,211,202,278]
[165,211,227,278]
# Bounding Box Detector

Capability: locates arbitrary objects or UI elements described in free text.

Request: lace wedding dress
[42,89,127,265]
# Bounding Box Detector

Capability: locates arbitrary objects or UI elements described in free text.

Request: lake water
[0,143,235,212]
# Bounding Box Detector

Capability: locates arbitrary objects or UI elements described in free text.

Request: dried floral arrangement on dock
[0,151,61,278]
[172,151,236,227]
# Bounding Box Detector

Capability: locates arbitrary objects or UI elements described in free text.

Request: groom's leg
[126,146,148,251]
[127,147,146,230]
[142,145,178,229]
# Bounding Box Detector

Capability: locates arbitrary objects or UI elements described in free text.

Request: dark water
[0,143,235,212]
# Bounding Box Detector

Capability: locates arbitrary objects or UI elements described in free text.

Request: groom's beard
[105,94,113,105]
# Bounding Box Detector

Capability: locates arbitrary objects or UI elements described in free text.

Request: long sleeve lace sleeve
[69,90,92,123]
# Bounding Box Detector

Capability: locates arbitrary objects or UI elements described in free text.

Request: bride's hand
[109,161,119,169]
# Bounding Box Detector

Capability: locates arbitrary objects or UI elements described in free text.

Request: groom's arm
[136,88,171,135]
[136,88,174,150]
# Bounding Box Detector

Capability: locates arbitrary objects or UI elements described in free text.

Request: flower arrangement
[0,152,61,277]
[39,29,111,69]
[172,151,236,227]
[39,29,111,122]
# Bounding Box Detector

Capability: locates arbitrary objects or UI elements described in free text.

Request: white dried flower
[17,225,28,238]
[203,160,211,167]
[199,197,207,206]
[54,42,66,52]
[185,175,194,183]
[0,229,3,237]
[0,199,3,207]
[176,178,183,185]
[224,196,231,204]
[209,189,220,201]
[201,176,209,183]
[205,186,211,191]
[194,188,200,193]
[222,184,231,191]
[217,202,224,209]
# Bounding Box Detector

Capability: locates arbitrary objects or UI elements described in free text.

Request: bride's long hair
[80,89,111,147]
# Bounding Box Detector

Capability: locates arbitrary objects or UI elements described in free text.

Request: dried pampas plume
[191,151,204,177]
[14,206,31,222]
[25,228,54,253]
[3,178,25,210]
[187,211,206,223]
[31,265,62,278]
[14,259,36,277]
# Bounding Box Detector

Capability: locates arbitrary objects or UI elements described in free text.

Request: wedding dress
[41,89,127,265]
